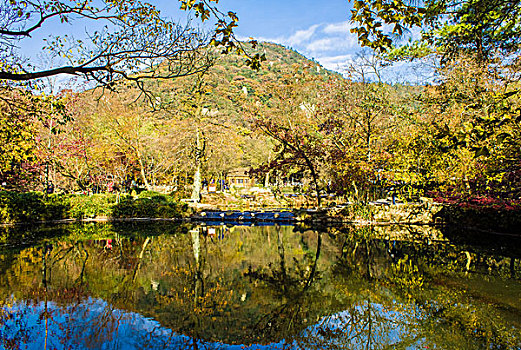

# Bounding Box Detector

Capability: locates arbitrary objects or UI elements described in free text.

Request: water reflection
[0,222,520,349]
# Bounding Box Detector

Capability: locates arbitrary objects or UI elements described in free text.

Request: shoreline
[1,202,520,236]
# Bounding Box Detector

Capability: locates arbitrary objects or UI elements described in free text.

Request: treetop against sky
[6,0,516,88]
[11,0,385,76]
[211,0,364,70]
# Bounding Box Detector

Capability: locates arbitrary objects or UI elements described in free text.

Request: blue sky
[202,1,426,82]
[194,0,361,71]
[161,0,425,81]
[20,0,359,74]
[141,0,361,72]
[18,0,427,84]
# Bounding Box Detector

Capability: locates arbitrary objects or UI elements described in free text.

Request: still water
[0,222,520,349]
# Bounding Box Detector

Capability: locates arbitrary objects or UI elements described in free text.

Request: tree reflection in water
[0,222,519,349]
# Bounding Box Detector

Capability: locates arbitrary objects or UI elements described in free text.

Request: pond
[0,222,520,349]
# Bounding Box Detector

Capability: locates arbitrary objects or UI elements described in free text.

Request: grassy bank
[0,191,190,224]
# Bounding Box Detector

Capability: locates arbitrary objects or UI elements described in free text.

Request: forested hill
[64,42,337,192]
[142,41,340,128]
[5,38,519,209]
[212,41,338,85]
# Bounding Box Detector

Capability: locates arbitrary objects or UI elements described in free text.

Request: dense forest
[1,0,520,212]
[2,42,520,206]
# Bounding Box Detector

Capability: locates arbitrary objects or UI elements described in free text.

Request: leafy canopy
[349,0,521,61]
[0,0,260,89]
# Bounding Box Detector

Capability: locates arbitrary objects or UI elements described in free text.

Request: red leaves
[432,192,521,212]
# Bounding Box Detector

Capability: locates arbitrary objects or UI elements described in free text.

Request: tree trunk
[132,237,150,282]
[190,228,204,307]
[137,150,151,191]
[304,156,321,207]
[303,231,322,291]
[191,128,204,202]
[366,111,372,162]
[191,161,202,202]
[139,162,151,191]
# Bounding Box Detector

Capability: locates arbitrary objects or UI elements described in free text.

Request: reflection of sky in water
[297,303,427,349]
[1,298,428,350]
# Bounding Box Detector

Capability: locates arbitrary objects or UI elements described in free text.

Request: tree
[0,88,71,190]
[311,51,409,201]
[349,0,521,62]
[323,78,395,201]
[248,66,333,206]
[182,70,210,202]
[77,87,172,192]
[0,90,39,189]
[420,56,521,198]
[32,90,90,192]
[349,0,521,201]
[0,0,261,90]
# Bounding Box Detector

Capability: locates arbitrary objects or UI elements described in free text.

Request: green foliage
[349,0,521,62]
[67,194,117,219]
[137,190,167,199]
[0,192,69,223]
[0,192,189,223]
[433,0,521,61]
[111,195,189,219]
[387,41,434,61]
[349,0,425,52]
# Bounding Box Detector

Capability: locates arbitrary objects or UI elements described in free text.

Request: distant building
[227,168,254,188]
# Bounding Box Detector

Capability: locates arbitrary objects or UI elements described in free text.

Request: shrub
[67,194,118,219]
[40,194,70,221]
[0,192,189,223]
[0,191,69,223]
[0,191,42,223]
[112,194,189,219]
[137,190,165,199]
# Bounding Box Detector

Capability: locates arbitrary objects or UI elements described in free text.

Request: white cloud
[315,54,353,70]
[240,21,369,73]
[306,36,360,54]
[323,21,354,35]
[287,24,319,46]
[239,34,284,44]
[239,20,433,82]
[306,38,336,52]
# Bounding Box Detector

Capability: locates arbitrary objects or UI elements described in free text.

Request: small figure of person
[46,182,54,194]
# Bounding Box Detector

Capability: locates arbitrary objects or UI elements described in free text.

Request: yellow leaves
[390,255,424,300]
[0,97,38,173]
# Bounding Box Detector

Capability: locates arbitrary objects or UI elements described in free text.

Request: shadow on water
[438,224,521,258]
[0,222,520,349]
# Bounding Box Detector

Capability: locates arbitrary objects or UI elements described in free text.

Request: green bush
[137,190,165,199]
[0,191,69,223]
[0,191,42,223]
[0,191,189,223]
[112,194,188,219]
[67,194,118,219]
[40,194,70,221]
